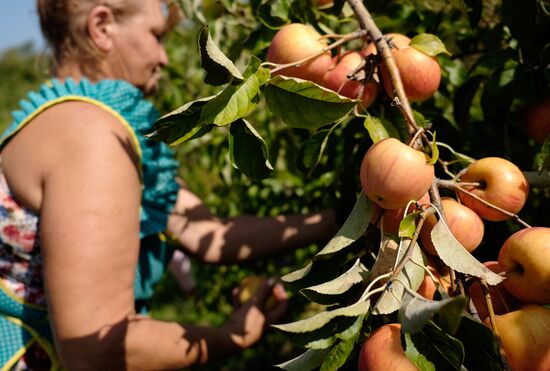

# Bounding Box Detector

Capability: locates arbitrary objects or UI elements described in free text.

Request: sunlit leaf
[198,25,243,86]
[272,300,369,334]
[276,348,329,371]
[282,261,313,283]
[320,336,357,371]
[363,114,399,143]
[301,259,368,305]
[315,192,374,259]
[410,34,451,56]
[200,57,270,126]
[372,239,425,315]
[258,0,290,29]
[398,211,420,239]
[229,119,273,179]
[430,220,503,285]
[265,76,357,130]
[428,132,439,165]
[148,96,215,145]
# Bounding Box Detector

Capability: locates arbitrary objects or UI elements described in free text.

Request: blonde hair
[37,0,143,67]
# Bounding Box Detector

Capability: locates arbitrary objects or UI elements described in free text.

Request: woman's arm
[166,180,338,265]
[12,102,276,370]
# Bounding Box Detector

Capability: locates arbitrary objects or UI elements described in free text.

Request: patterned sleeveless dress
[0,78,179,369]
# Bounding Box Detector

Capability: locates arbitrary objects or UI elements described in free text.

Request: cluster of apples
[358,140,550,370]
[266,24,442,109]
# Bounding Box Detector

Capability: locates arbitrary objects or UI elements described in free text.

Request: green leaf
[200,57,271,126]
[301,259,368,305]
[430,220,503,285]
[264,76,357,130]
[399,291,467,334]
[320,336,357,371]
[372,240,425,315]
[297,128,334,175]
[363,115,400,143]
[404,321,465,370]
[282,261,313,283]
[272,300,369,334]
[198,25,243,86]
[410,34,451,57]
[148,96,215,145]
[276,348,329,371]
[315,192,374,259]
[229,119,273,180]
[454,315,504,371]
[428,132,439,165]
[398,211,421,239]
[258,0,290,29]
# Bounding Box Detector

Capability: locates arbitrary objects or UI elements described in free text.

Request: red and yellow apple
[468,261,520,321]
[365,33,441,102]
[484,305,550,371]
[322,51,379,109]
[419,197,485,255]
[237,276,287,310]
[458,157,529,221]
[266,23,333,84]
[358,323,417,371]
[521,97,550,144]
[498,227,550,304]
[360,138,434,209]
[371,192,430,235]
[417,265,452,300]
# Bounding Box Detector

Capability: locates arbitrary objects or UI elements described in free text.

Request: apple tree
[151,0,550,369]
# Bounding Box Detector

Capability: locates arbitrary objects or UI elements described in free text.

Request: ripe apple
[521,97,550,144]
[360,138,435,209]
[358,323,417,371]
[237,276,286,310]
[313,0,334,8]
[364,33,441,102]
[484,305,550,371]
[266,23,333,84]
[371,192,430,235]
[498,227,550,304]
[419,197,485,255]
[321,51,379,109]
[417,265,451,300]
[457,157,529,221]
[468,261,520,321]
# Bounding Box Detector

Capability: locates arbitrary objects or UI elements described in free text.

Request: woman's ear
[87,5,116,53]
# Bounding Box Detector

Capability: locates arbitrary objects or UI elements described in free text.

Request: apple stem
[266,29,369,75]
[436,179,532,228]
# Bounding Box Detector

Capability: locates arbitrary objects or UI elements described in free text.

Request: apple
[360,138,435,209]
[419,197,485,255]
[266,23,333,84]
[363,33,441,102]
[498,227,550,304]
[457,157,529,221]
[417,265,451,300]
[468,261,520,321]
[521,97,550,144]
[484,305,550,371]
[322,51,379,109]
[372,192,430,235]
[313,0,334,8]
[237,276,286,310]
[358,323,417,371]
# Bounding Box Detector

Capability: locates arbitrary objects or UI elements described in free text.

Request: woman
[0,0,337,369]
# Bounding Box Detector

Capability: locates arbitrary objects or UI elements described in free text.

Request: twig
[437,179,532,228]
[266,29,368,74]
[345,0,420,139]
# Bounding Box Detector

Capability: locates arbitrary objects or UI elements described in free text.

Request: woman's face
[108,0,168,95]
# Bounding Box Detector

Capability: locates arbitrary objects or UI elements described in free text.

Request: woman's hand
[225,278,288,349]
